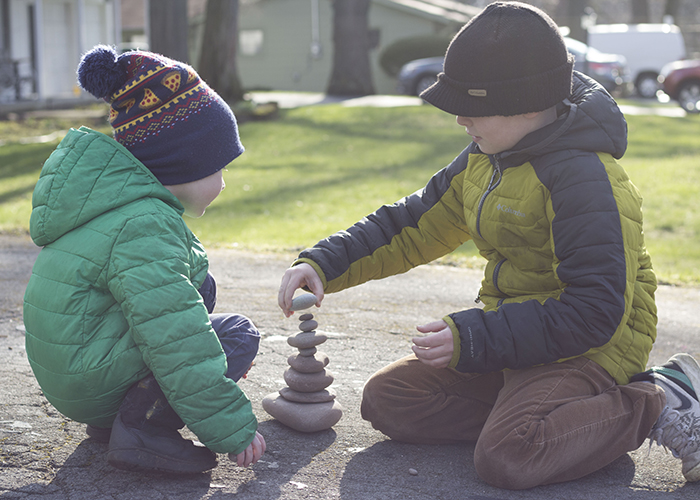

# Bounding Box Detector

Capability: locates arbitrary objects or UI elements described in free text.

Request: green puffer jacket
[296,73,657,385]
[23,127,257,454]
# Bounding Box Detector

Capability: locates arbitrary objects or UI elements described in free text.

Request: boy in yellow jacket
[278,1,700,489]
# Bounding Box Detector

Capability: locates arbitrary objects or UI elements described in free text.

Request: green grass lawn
[1,102,699,285]
[190,105,470,250]
[624,114,700,285]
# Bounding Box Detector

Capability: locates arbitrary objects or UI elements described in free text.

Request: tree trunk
[327,0,375,96]
[664,0,681,22]
[557,0,590,43]
[631,0,650,24]
[149,0,189,62]
[197,0,244,103]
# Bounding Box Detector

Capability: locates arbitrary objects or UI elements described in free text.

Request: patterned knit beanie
[77,45,244,185]
[421,1,574,117]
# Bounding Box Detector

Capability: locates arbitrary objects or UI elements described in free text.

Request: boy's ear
[527,106,558,126]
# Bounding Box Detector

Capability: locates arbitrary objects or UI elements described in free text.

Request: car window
[564,37,604,57]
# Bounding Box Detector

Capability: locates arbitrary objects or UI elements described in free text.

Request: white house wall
[370,3,453,94]
[8,1,32,64]
[1,0,33,101]
[84,1,117,52]
[238,0,334,93]
[236,0,459,95]
[41,0,118,99]
[1,0,117,103]
[42,1,80,98]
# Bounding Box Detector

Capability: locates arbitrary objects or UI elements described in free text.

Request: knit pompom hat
[421,1,574,117]
[77,45,243,185]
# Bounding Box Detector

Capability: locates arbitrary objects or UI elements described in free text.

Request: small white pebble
[408,468,418,476]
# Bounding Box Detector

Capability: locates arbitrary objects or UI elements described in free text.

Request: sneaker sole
[683,451,700,482]
[669,354,700,482]
[670,353,700,398]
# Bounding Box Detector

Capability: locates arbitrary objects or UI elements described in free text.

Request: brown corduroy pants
[360,355,665,490]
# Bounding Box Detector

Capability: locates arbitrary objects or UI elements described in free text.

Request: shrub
[379,34,453,77]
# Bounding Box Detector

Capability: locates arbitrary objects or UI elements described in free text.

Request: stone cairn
[262,293,343,433]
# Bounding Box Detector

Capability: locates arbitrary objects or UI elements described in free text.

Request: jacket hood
[497,71,627,168]
[30,127,182,246]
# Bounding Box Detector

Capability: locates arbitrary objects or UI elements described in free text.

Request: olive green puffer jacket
[296,73,657,385]
[23,127,257,454]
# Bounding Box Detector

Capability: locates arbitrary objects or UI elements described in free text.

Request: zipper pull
[474,292,481,304]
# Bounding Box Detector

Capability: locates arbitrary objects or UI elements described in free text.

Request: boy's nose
[456,116,472,127]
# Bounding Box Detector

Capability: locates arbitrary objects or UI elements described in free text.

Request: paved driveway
[2,234,699,499]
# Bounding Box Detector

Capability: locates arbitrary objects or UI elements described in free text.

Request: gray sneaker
[643,353,700,482]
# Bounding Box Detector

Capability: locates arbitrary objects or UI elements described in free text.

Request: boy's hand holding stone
[278,263,324,317]
[412,321,454,369]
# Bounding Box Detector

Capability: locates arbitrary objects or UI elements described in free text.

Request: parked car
[396,56,443,97]
[564,37,632,96]
[587,23,686,98]
[396,37,631,97]
[658,59,700,113]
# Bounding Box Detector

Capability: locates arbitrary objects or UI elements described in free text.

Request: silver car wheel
[678,81,700,113]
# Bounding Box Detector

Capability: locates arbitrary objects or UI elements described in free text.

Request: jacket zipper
[474,157,504,304]
[493,258,505,294]
[476,258,507,304]
[475,157,502,238]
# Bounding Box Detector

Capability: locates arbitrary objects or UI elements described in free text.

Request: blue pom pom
[77,45,125,98]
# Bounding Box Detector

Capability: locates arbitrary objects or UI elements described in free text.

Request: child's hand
[278,263,324,317]
[411,320,454,369]
[229,431,266,467]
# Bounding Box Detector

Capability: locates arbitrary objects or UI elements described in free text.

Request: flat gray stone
[290,293,317,311]
[288,352,329,373]
[287,331,327,349]
[262,393,343,433]
[299,319,318,332]
[298,313,314,321]
[279,387,336,403]
[284,367,334,392]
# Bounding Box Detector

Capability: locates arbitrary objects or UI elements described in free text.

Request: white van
[587,24,686,98]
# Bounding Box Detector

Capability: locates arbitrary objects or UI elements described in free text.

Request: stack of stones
[262,293,343,433]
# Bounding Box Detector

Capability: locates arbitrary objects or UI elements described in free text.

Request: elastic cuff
[292,258,328,290]
[443,315,461,369]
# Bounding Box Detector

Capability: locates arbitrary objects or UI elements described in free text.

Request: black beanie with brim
[421,1,574,117]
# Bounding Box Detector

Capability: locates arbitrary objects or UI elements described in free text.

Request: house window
[240,29,263,56]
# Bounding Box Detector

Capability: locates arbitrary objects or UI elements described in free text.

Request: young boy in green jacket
[23,46,265,474]
[278,1,700,489]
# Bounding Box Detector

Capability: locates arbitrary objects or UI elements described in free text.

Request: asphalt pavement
[1,232,700,500]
